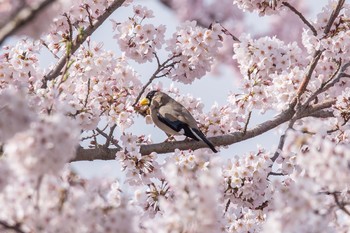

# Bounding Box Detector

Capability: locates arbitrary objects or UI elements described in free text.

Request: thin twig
[271,133,287,162]
[304,61,350,107]
[282,2,317,36]
[0,220,25,233]
[133,53,181,106]
[242,111,252,135]
[95,127,122,150]
[333,192,350,216]
[105,124,117,147]
[153,52,161,67]
[40,39,60,59]
[84,4,94,27]
[220,24,240,42]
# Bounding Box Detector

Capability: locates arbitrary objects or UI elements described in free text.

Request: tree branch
[282,1,317,36]
[42,0,126,86]
[296,50,323,98]
[324,0,345,35]
[0,220,25,233]
[333,192,350,216]
[132,53,181,107]
[0,0,57,45]
[72,100,335,161]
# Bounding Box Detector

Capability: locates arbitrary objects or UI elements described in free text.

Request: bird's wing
[156,105,200,141]
[157,111,217,152]
[159,101,198,126]
[156,112,185,133]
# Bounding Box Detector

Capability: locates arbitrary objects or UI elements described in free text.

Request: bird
[139,90,218,153]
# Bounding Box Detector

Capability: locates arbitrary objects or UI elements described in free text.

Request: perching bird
[139,90,218,153]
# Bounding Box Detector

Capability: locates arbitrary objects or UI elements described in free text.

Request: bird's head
[139,90,158,107]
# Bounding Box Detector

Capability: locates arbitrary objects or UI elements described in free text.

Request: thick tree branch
[0,0,56,45]
[72,100,334,161]
[42,0,126,86]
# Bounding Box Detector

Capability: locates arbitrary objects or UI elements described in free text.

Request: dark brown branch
[95,125,121,149]
[72,100,334,161]
[243,111,252,135]
[303,61,350,109]
[132,53,181,107]
[0,220,25,233]
[0,0,57,45]
[324,0,345,35]
[282,1,317,36]
[271,133,287,162]
[42,0,126,86]
[268,172,285,177]
[296,50,323,98]
[333,192,350,216]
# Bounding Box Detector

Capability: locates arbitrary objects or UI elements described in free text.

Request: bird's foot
[164,135,176,142]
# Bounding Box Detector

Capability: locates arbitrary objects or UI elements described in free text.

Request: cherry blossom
[165,21,223,83]
[4,113,79,176]
[113,5,165,63]
[1,0,350,232]
[233,0,286,15]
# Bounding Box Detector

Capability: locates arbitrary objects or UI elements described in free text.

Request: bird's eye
[146,91,157,100]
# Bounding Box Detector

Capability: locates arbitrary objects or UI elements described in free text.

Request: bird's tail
[191,128,218,153]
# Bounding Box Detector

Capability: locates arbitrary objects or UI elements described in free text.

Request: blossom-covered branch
[0,0,56,45]
[73,99,334,161]
[42,0,126,85]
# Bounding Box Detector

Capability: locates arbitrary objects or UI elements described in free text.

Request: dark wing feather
[156,112,200,141]
[156,112,183,132]
[191,128,218,153]
[157,112,217,152]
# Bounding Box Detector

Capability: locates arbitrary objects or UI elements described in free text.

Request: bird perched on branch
[139,90,218,153]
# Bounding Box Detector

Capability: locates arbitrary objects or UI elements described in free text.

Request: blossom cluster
[143,153,223,233]
[290,132,350,192]
[264,178,335,233]
[232,0,286,16]
[0,86,80,177]
[0,40,42,91]
[113,5,166,63]
[0,170,137,233]
[231,34,308,112]
[53,46,142,130]
[0,88,36,142]
[333,87,350,126]
[222,149,272,209]
[165,21,224,83]
[264,130,350,232]
[44,0,131,56]
[2,0,350,232]
[116,133,161,186]
[302,1,350,63]
[5,113,79,176]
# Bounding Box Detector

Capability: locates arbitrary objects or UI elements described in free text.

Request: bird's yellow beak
[139,98,150,106]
